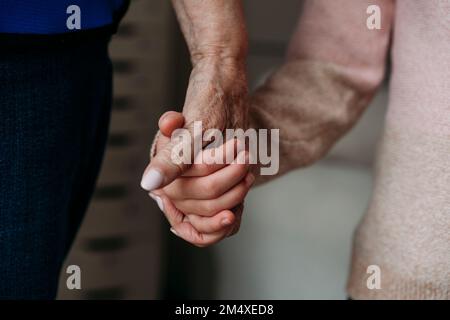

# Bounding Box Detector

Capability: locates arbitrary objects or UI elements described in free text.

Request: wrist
[191,49,247,70]
[190,31,248,69]
[191,56,248,91]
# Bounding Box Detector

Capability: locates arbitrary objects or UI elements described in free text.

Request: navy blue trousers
[0,39,112,299]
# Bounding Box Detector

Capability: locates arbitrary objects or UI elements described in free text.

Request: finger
[141,122,199,191]
[149,191,184,227]
[164,151,249,200]
[155,130,171,151]
[185,210,235,234]
[171,221,232,248]
[173,172,255,217]
[153,111,185,160]
[150,190,233,247]
[183,137,244,177]
[159,111,184,137]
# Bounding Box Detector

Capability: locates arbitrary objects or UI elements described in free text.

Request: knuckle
[234,185,247,203]
[166,143,190,170]
[235,163,248,177]
[155,157,184,178]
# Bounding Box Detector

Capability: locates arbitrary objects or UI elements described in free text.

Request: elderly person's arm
[141,0,249,191]
[140,1,250,247]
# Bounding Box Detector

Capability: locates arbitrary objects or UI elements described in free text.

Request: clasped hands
[140,58,255,247]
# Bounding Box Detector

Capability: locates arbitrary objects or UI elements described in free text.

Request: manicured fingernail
[141,168,164,191]
[221,218,232,226]
[246,173,255,186]
[170,228,179,237]
[149,193,164,212]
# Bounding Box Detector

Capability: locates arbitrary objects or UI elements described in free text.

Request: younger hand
[149,112,254,247]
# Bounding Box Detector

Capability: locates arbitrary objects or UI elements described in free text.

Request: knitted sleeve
[250,0,395,183]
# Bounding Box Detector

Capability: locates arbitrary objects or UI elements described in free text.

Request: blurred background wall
[58,0,388,299]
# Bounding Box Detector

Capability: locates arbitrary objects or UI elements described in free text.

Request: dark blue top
[0,0,127,34]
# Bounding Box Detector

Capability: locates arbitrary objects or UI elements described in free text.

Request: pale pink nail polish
[141,168,164,191]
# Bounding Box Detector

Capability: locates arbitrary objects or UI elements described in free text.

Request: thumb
[141,111,194,191]
[158,111,184,137]
[153,111,185,156]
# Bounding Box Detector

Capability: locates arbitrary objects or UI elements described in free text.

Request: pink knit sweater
[250,0,449,299]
